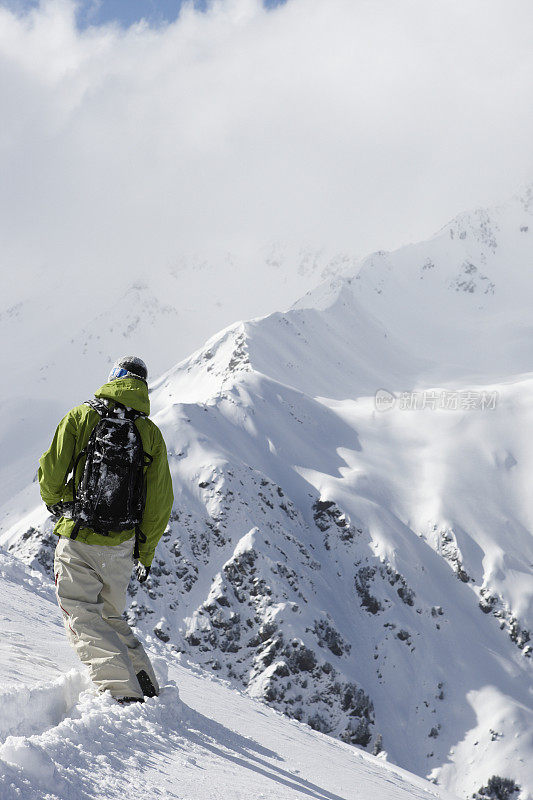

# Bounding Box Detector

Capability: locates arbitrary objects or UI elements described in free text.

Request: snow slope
[2,188,533,799]
[0,246,354,506]
[0,549,459,800]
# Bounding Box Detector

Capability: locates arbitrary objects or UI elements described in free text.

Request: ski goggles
[108,366,146,382]
[109,366,130,380]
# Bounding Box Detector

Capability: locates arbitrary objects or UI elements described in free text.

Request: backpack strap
[70,446,86,537]
[70,519,82,541]
[85,398,110,417]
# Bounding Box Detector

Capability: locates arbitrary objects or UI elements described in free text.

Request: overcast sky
[1,0,532,302]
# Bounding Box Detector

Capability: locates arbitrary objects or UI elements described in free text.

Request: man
[39,356,174,704]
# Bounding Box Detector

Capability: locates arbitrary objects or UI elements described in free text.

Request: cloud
[0,0,532,305]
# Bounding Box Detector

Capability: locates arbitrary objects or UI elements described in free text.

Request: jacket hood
[95,378,150,416]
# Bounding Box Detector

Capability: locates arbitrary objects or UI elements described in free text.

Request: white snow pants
[54,535,159,700]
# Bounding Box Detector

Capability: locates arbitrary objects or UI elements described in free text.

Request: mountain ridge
[2,188,533,798]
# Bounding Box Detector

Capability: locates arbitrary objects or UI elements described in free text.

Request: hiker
[38,356,174,704]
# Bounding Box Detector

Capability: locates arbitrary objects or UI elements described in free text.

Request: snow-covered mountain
[292,184,533,388]
[0,246,355,506]
[0,548,461,800]
[2,187,533,799]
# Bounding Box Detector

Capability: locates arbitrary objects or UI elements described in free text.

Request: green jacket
[38,377,174,567]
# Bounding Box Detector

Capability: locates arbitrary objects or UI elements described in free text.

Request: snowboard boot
[136,670,159,698]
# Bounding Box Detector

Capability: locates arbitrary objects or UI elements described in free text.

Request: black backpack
[70,400,153,544]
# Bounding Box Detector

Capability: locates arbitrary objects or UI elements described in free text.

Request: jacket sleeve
[38,410,77,506]
[139,425,174,566]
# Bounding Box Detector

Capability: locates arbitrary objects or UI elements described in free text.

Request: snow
[1,188,533,799]
[0,250,353,506]
[0,550,458,800]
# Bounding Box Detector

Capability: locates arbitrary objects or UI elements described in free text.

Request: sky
[0,0,532,306]
[2,0,287,28]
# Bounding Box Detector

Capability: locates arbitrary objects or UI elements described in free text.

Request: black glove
[46,503,64,519]
[135,563,151,583]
